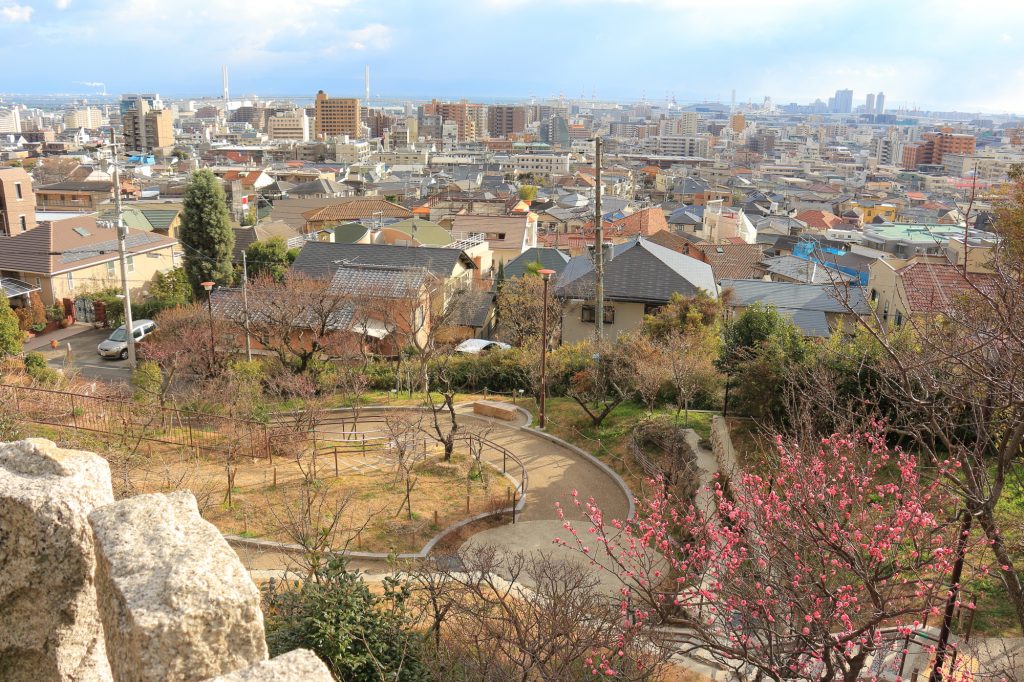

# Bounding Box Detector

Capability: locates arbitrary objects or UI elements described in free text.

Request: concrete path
[23,322,94,351]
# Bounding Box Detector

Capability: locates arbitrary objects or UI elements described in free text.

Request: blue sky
[2,0,1024,113]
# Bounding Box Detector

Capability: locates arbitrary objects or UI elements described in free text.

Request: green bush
[264,559,427,681]
[0,297,22,356]
[365,362,398,390]
[24,351,59,385]
[429,348,532,394]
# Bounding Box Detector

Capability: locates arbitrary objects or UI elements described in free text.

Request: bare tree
[409,545,670,681]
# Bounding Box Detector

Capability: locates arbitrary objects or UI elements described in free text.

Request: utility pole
[110,129,137,368]
[241,251,252,362]
[593,136,604,340]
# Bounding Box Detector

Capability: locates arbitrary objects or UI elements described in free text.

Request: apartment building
[63,107,105,129]
[313,90,361,139]
[0,167,36,236]
[421,99,486,142]
[0,107,21,134]
[511,153,571,177]
[659,112,698,136]
[643,135,710,157]
[266,109,310,141]
[121,94,174,154]
[901,129,976,168]
[487,105,528,138]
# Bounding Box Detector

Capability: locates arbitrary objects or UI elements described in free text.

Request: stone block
[204,650,333,681]
[90,491,268,681]
[0,438,114,682]
[473,400,518,421]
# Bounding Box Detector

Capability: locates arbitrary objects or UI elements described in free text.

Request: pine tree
[179,169,236,297]
[0,295,23,356]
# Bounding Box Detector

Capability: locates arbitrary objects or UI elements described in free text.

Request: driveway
[37,327,133,382]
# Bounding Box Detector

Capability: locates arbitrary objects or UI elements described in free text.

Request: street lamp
[200,281,216,371]
[537,268,557,429]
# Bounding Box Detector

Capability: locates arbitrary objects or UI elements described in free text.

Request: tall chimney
[222,65,229,101]
[364,65,370,104]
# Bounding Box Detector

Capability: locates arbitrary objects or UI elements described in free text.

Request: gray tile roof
[502,248,571,279]
[759,255,854,284]
[291,242,473,280]
[720,279,868,315]
[554,236,717,304]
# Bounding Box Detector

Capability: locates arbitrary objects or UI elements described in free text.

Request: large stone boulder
[204,650,333,681]
[90,491,268,681]
[0,438,114,682]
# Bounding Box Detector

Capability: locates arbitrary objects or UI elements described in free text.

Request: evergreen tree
[245,237,297,282]
[0,296,23,356]
[179,169,235,296]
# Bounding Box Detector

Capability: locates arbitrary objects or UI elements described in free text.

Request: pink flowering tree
[558,430,976,681]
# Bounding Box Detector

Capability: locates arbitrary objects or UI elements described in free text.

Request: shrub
[24,351,59,385]
[0,297,22,356]
[15,307,33,332]
[365,362,398,390]
[28,292,47,327]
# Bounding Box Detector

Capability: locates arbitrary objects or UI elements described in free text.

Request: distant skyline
[2,0,1024,113]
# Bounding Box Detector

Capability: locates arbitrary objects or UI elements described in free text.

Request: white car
[97,319,156,360]
[455,339,512,354]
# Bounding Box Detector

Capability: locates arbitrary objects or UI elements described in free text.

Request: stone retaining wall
[0,438,332,682]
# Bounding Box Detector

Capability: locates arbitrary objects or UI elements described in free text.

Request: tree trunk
[978,506,1024,632]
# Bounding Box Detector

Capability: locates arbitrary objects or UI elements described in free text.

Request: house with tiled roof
[867,255,998,328]
[581,206,669,241]
[721,279,868,337]
[553,235,717,343]
[0,214,178,308]
[96,202,183,238]
[302,199,413,232]
[795,209,845,232]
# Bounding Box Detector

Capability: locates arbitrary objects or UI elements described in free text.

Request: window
[581,304,615,324]
[106,261,115,277]
[126,256,135,273]
[67,272,74,290]
[644,303,664,316]
[14,182,22,199]
[18,216,27,232]
[869,288,878,302]
[894,310,904,327]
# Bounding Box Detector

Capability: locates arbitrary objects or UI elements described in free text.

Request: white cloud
[1,3,33,22]
[55,0,70,8]
[345,23,391,50]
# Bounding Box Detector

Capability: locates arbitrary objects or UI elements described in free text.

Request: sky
[2,0,1024,113]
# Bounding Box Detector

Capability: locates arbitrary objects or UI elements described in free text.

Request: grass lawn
[531,396,716,494]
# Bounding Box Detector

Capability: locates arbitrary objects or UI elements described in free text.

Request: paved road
[37,328,133,382]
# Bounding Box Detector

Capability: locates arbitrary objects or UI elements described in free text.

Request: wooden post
[466,494,470,513]
[361,433,366,456]
[334,449,339,477]
[434,509,438,526]
[503,449,507,473]
[512,490,517,524]
[273,467,277,488]
[226,465,232,508]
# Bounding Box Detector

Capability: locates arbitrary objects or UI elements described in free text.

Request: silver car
[97,319,156,360]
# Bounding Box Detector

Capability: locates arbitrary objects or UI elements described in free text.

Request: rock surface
[90,491,268,681]
[203,650,333,681]
[0,438,114,682]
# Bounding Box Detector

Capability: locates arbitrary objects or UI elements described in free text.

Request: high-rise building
[865,93,876,115]
[121,94,174,154]
[875,92,886,115]
[0,166,36,236]
[729,113,746,133]
[487,105,528,138]
[266,110,310,141]
[63,107,105,129]
[421,99,486,141]
[901,128,975,167]
[831,89,853,114]
[313,90,361,140]
[0,106,22,134]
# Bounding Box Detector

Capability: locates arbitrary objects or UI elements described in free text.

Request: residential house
[0,214,178,308]
[96,202,183,238]
[0,166,35,236]
[448,213,538,266]
[721,279,868,337]
[301,198,413,232]
[648,231,766,281]
[795,209,845,232]
[553,235,717,344]
[866,254,997,328]
[289,241,480,351]
[232,220,305,263]
[34,181,114,211]
[500,247,571,279]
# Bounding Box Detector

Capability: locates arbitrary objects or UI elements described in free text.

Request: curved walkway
[234,402,634,578]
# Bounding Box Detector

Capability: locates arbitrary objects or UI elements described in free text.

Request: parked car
[97,319,157,360]
[454,338,512,354]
